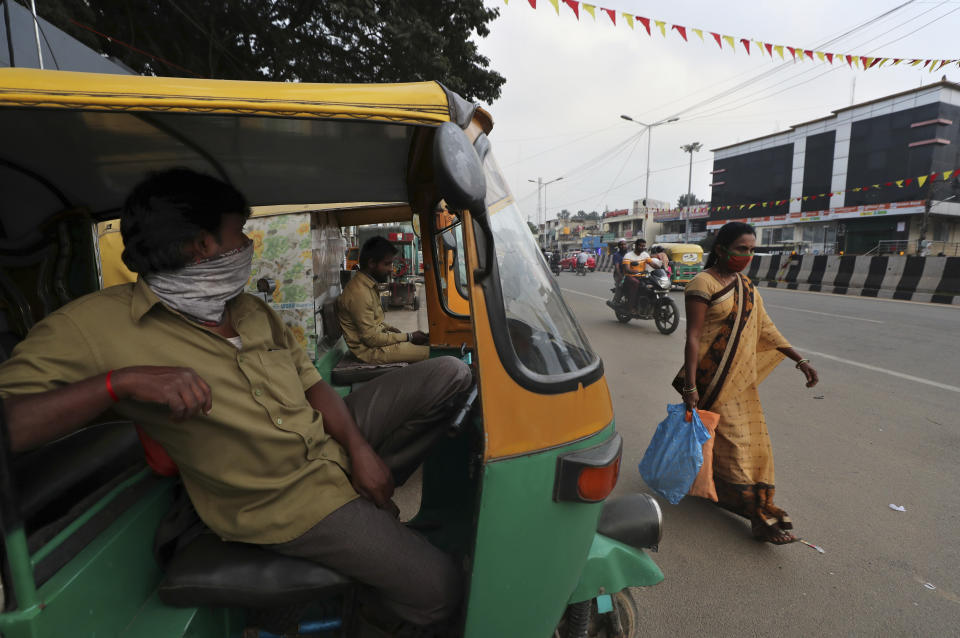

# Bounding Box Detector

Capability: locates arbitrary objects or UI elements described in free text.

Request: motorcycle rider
[576,249,589,274]
[549,250,562,274]
[611,238,628,302]
[621,238,662,313]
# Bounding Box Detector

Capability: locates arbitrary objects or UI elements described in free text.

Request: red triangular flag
[905,178,913,186]
[765,43,774,57]
[805,49,814,60]
[893,59,901,65]
[937,60,953,71]
[673,25,688,41]
[528,0,536,8]
[930,172,939,181]
[562,0,579,19]
[637,16,651,35]
[884,182,893,186]
[603,8,615,24]
[740,38,751,54]
[811,195,818,200]
[924,59,931,66]
[869,58,881,69]
[826,52,834,64]
[846,55,853,68]
[787,46,796,59]
[711,32,722,49]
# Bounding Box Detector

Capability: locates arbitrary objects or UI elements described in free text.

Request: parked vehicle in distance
[560,252,596,271]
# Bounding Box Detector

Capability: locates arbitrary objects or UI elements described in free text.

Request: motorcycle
[551,260,562,276]
[606,267,680,335]
[576,262,587,276]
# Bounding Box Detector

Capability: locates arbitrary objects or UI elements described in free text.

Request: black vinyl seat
[321,299,410,386]
[158,532,353,608]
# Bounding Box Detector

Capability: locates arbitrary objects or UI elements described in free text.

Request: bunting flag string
[503,1,959,72]
[653,168,958,216]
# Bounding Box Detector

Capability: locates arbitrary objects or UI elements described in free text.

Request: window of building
[710,143,793,220]
[802,131,835,212]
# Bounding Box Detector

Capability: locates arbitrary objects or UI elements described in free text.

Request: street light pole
[544,176,563,251]
[620,115,678,236]
[529,176,563,249]
[681,141,703,243]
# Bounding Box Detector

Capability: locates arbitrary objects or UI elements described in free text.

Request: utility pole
[620,115,679,209]
[528,178,543,246]
[681,142,703,243]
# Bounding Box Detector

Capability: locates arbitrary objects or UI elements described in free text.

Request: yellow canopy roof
[0,69,453,125]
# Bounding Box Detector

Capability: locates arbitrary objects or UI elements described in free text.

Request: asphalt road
[556,271,960,637]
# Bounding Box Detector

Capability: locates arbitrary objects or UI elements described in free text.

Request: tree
[677,193,706,208]
[527,221,538,234]
[559,209,571,221]
[32,0,506,103]
[586,211,599,220]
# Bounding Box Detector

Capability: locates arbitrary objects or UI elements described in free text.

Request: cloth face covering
[723,251,753,272]
[145,242,254,324]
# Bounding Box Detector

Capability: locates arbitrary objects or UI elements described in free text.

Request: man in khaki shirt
[0,169,470,630]
[338,236,430,364]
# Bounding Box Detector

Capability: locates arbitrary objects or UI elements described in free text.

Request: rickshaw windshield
[482,152,598,379]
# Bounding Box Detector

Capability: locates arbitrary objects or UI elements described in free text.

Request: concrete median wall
[746,254,960,304]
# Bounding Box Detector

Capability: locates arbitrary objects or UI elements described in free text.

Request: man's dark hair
[359,236,397,270]
[634,238,646,249]
[120,168,250,275]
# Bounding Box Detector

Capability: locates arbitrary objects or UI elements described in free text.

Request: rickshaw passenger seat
[158,532,353,608]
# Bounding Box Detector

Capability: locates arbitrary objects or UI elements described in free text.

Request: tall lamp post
[620,115,679,208]
[529,176,563,249]
[681,142,703,243]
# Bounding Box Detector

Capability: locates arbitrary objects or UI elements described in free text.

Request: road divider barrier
[745,255,960,304]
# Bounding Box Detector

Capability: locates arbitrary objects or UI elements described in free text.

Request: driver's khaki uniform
[0,278,469,626]
[338,272,429,364]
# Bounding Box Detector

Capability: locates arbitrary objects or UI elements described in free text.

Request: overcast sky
[473,0,960,225]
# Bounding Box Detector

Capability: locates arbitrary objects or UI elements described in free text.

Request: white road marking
[765,304,884,324]
[796,348,960,394]
[560,287,959,393]
[561,288,609,302]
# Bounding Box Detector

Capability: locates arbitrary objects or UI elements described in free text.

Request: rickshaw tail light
[577,457,620,502]
[553,433,623,503]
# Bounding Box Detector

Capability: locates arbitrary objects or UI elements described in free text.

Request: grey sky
[474,0,959,225]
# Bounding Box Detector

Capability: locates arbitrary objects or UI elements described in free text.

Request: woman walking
[676,222,818,544]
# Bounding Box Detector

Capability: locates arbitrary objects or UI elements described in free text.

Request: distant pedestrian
[676,221,819,545]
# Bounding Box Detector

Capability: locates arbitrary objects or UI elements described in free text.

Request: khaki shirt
[337,272,407,362]
[0,279,357,544]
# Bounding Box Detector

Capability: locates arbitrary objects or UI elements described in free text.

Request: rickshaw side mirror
[433,122,487,218]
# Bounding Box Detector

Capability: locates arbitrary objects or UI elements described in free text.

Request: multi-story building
[708,80,960,255]
[602,199,671,243]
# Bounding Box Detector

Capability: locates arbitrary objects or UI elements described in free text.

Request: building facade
[708,81,960,256]
[602,199,671,243]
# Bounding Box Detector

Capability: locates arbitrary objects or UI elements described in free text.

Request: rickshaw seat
[320,300,410,385]
[158,532,353,608]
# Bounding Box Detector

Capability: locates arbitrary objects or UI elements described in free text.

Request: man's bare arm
[304,380,393,506]
[3,367,212,452]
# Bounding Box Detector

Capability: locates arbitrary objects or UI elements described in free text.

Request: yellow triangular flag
[774,45,785,59]
[693,28,704,42]
[862,56,874,69]
[655,20,666,37]
[917,175,928,188]
[851,56,860,68]
[754,40,765,54]
[816,51,826,62]
[928,60,938,72]
[892,59,902,66]
[583,4,596,20]
[879,58,889,67]
[895,180,904,188]
[739,205,746,210]
[943,170,954,181]
[547,0,559,15]
[723,35,736,50]
[623,13,634,29]
[910,59,922,67]
[748,203,757,209]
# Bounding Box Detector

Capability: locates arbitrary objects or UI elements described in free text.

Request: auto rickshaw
[657,243,704,287]
[0,68,663,638]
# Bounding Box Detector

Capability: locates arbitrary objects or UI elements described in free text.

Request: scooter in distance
[606,267,680,334]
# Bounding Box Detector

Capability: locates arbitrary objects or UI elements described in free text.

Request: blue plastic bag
[638,404,712,505]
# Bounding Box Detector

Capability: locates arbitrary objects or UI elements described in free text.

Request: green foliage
[677,193,706,208]
[31,0,506,102]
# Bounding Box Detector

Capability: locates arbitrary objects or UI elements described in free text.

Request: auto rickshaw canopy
[0,69,488,230]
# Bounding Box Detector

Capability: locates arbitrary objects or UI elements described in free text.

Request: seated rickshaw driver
[0,168,471,633]
[621,238,662,311]
[337,236,430,364]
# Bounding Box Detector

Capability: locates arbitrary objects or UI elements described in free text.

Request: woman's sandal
[752,521,798,545]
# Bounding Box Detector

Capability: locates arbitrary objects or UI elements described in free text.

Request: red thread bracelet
[105,370,120,403]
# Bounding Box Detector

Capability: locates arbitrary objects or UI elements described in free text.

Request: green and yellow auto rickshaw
[658,243,704,287]
[0,69,663,638]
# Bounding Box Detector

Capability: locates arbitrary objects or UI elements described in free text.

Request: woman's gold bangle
[795,358,810,369]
